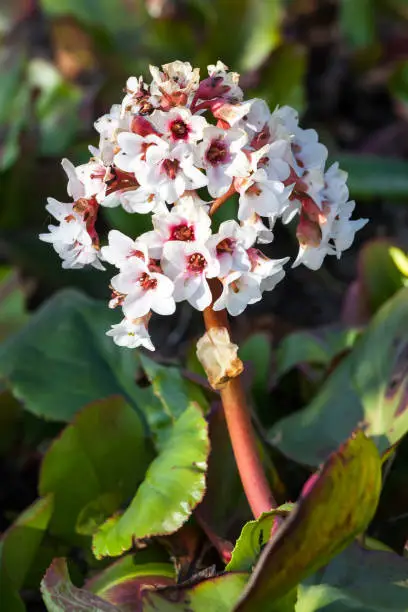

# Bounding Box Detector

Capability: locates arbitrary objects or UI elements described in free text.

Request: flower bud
[196,327,243,390]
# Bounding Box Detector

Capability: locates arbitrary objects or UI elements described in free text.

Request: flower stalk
[203,278,277,518]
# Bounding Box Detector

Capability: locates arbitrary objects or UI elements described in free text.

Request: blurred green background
[1,0,408,330]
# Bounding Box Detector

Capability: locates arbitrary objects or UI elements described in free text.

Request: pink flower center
[251,124,271,150]
[170,223,195,241]
[216,238,234,254]
[162,158,180,180]
[169,119,190,140]
[138,272,158,291]
[187,253,207,273]
[206,138,229,165]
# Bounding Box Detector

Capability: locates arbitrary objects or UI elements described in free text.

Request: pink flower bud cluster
[40,60,368,351]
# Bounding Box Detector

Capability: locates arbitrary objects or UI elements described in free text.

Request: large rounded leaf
[39,396,152,538]
[0,290,143,421]
[93,403,209,558]
[234,432,381,610]
[270,288,408,466]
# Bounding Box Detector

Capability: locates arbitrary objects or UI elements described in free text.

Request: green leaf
[390,247,408,279]
[269,288,408,466]
[87,549,175,608]
[253,44,306,113]
[0,267,28,341]
[234,432,381,610]
[359,240,406,314]
[39,0,140,36]
[240,333,272,405]
[238,0,283,72]
[336,154,408,201]
[226,505,294,572]
[29,58,82,156]
[0,496,54,610]
[139,353,208,446]
[142,572,249,612]
[0,289,144,421]
[0,53,30,171]
[0,545,25,612]
[296,542,408,611]
[39,396,152,539]
[41,558,119,612]
[93,403,209,558]
[276,327,360,378]
[339,0,376,49]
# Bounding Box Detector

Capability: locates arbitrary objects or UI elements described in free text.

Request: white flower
[39,197,104,270]
[292,242,333,271]
[150,107,207,144]
[213,271,262,316]
[106,316,154,351]
[331,200,368,255]
[241,213,275,244]
[293,199,368,270]
[162,241,220,310]
[136,140,208,204]
[40,59,368,323]
[121,75,158,115]
[236,168,291,221]
[239,98,271,137]
[207,219,255,276]
[247,248,288,292]
[101,230,149,268]
[62,158,109,203]
[259,140,291,182]
[206,61,243,101]
[55,239,105,271]
[197,126,250,198]
[150,61,200,97]
[94,104,131,164]
[114,132,162,174]
[292,128,328,174]
[273,106,327,175]
[322,162,349,205]
[211,100,252,128]
[111,258,175,319]
[141,196,211,258]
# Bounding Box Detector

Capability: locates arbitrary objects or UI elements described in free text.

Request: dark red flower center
[187,253,207,273]
[170,119,189,140]
[162,158,180,179]
[170,223,195,241]
[138,272,158,290]
[206,138,229,165]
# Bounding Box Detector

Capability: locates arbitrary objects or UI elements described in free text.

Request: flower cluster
[40,60,368,351]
